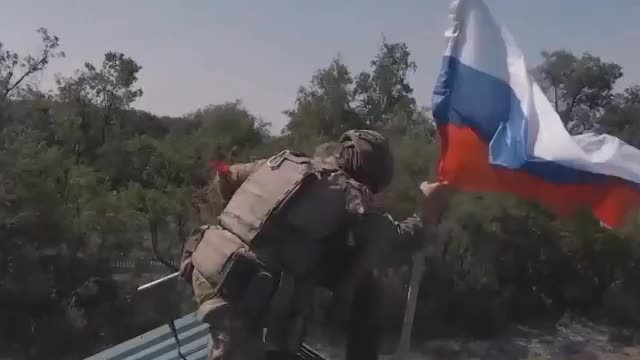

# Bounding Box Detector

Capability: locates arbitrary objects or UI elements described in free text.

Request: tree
[0,28,64,102]
[353,38,417,132]
[55,51,143,148]
[535,50,623,133]
[284,56,362,146]
[598,87,640,147]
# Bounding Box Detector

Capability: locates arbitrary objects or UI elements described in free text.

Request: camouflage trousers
[205,318,266,360]
[192,268,267,360]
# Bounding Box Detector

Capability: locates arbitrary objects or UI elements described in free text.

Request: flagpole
[395,245,428,360]
[395,179,447,360]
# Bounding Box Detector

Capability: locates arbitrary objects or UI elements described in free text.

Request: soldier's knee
[207,321,266,360]
[193,268,218,304]
[193,269,233,325]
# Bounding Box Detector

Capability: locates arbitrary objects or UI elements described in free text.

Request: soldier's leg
[193,269,266,360]
[206,315,266,360]
[345,270,382,360]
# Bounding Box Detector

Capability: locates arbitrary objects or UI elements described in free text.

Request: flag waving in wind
[432,0,640,228]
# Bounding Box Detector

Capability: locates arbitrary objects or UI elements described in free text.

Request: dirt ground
[308,316,640,360]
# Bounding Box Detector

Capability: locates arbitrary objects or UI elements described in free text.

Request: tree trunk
[149,218,159,254]
[176,215,186,255]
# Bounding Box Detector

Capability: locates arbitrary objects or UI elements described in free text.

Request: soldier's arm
[332,181,449,305]
[367,181,450,266]
[333,177,432,301]
[331,211,432,307]
[354,211,433,268]
[212,159,267,203]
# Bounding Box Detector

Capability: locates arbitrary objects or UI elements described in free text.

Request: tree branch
[1,56,47,102]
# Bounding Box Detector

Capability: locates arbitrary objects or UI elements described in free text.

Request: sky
[1,0,638,133]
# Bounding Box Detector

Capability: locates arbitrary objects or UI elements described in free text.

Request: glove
[210,160,231,178]
[418,181,450,225]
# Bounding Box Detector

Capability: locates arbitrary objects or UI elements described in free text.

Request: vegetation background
[1,28,640,359]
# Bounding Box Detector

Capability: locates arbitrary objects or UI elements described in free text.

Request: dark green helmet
[338,129,394,194]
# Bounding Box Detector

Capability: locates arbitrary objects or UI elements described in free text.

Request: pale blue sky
[1,0,638,133]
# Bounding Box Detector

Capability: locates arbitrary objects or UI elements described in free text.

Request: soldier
[179,129,450,360]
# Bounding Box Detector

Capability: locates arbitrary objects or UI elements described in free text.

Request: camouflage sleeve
[330,179,433,306]
[341,178,430,268]
[351,211,430,269]
[212,159,267,203]
[332,210,430,306]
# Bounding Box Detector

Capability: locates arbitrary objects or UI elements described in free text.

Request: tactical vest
[192,149,354,281]
[218,150,324,245]
[187,150,373,354]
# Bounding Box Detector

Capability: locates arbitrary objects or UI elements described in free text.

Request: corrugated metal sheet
[84,312,209,360]
[83,313,333,360]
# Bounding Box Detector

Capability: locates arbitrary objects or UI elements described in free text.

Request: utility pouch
[192,225,276,319]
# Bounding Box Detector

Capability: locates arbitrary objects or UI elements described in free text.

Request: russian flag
[432,0,640,228]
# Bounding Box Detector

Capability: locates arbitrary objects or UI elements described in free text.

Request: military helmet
[338,129,394,194]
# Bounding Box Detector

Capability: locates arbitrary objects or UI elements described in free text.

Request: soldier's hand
[419,181,451,225]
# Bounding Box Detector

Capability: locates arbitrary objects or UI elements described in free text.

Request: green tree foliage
[353,38,417,132]
[284,56,362,147]
[535,50,623,133]
[1,28,640,359]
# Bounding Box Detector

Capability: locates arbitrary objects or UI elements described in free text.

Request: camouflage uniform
[179,130,438,360]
